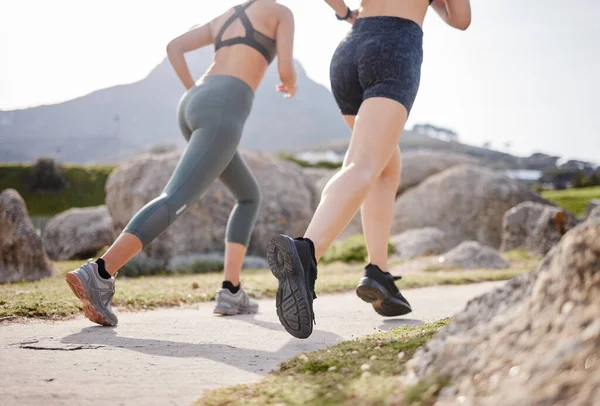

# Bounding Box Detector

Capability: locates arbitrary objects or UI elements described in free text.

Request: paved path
[0,281,503,406]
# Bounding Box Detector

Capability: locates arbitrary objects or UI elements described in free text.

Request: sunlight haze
[0,0,598,162]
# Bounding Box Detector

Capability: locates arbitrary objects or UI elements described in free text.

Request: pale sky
[1,0,599,162]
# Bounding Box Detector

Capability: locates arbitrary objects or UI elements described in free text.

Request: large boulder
[589,206,600,220]
[392,165,548,248]
[302,167,334,210]
[106,151,314,260]
[390,227,449,259]
[500,201,579,255]
[405,216,600,406]
[398,151,479,195]
[586,199,600,217]
[42,205,115,261]
[0,189,54,282]
[438,241,510,269]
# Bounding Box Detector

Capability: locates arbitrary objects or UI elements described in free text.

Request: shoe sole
[65,273,114,326]
[266,235,313,339]
[356,277,412,317]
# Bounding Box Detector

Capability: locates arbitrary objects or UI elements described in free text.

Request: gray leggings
[124,75,261,247]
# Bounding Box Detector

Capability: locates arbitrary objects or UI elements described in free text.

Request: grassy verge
[0,164,114,216]
[541,186,600,216]
[197,320,450,406]
[0,255,531,322]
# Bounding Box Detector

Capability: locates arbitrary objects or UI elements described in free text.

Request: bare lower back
[203,0,281,92]
[359,0,429,26]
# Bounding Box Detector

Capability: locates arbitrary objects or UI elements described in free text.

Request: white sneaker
[213,286,259,315]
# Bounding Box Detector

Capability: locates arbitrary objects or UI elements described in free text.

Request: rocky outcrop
[302,167,334,210]
[392,165,548,248]
[586,199,600,217]
[398,151,479,195]
[106,151,314,260]
[405,216,600,406]
[0,189,54,282]
[390,227,449,259]
[438,241,509,269]
[500,201,578,255]
[42,206,115,260]
[589,206,600,220]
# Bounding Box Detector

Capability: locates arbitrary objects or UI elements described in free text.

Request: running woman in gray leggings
[66,0,297,326]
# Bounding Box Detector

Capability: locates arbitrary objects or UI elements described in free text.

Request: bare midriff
[358,0,429,27]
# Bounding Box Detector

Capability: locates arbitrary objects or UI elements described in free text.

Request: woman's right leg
[67,124,240,326]
[102,125,238,276]
[304,97,408,260]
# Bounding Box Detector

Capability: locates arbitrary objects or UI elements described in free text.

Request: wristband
[336,6,352,21]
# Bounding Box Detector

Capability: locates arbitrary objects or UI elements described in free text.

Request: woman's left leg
[214,151,262,315]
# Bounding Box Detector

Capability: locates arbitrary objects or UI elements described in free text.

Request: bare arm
[275,6,297,98]
[166,24,213,90]
[431,0,471,30]
[324,0,350,18]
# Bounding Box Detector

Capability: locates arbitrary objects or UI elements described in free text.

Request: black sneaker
[266,235,317,339]
[356,264,412,317]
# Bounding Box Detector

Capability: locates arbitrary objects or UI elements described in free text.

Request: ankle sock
[95,258,112,279]
[222,281,240,294]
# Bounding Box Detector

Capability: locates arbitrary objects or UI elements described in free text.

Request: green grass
[278,153,342,170]
[197,320,450,406]
[0,256,533,322]
[321,235,395,264]
[0,164,114,216]
[541,186,600,216]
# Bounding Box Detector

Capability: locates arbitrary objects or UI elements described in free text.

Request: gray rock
[0,189,54,282]
[439,241,510,269]
[167,253,269,271]
[589,206,600,220]
[405,216,600,406]
[500,201,578,256]
[586,199,600,217]
[398,151,480,195]
[390,227,449,259]
[42,205,115,261]
[392,165,548,249]
[106,151,314,260]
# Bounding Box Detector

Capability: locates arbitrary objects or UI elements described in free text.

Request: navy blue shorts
[330,16,424,116]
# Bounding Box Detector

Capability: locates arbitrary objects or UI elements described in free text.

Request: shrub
[321,235,395,264]
[118,254,167,278]
[279,153,342,169]
[27,157,68,193]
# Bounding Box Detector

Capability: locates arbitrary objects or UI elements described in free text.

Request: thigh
[161,127,238,211]
[219,151,260,201]
[344,98,408,171]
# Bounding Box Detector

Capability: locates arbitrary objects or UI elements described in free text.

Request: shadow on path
[60,314,340,375]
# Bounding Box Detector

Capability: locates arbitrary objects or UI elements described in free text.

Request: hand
[276,83,297,99]
[347,9,359,24]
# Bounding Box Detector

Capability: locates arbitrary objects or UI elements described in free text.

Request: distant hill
[0,48,349,164]
[310,129,570,171]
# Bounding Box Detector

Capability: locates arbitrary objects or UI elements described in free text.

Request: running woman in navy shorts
[267,0,471,339]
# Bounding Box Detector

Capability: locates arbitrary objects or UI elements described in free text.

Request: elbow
[166,40,181,56]
[453,15,471,30]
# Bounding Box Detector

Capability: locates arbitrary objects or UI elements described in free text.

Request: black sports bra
[214,0,277,64]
